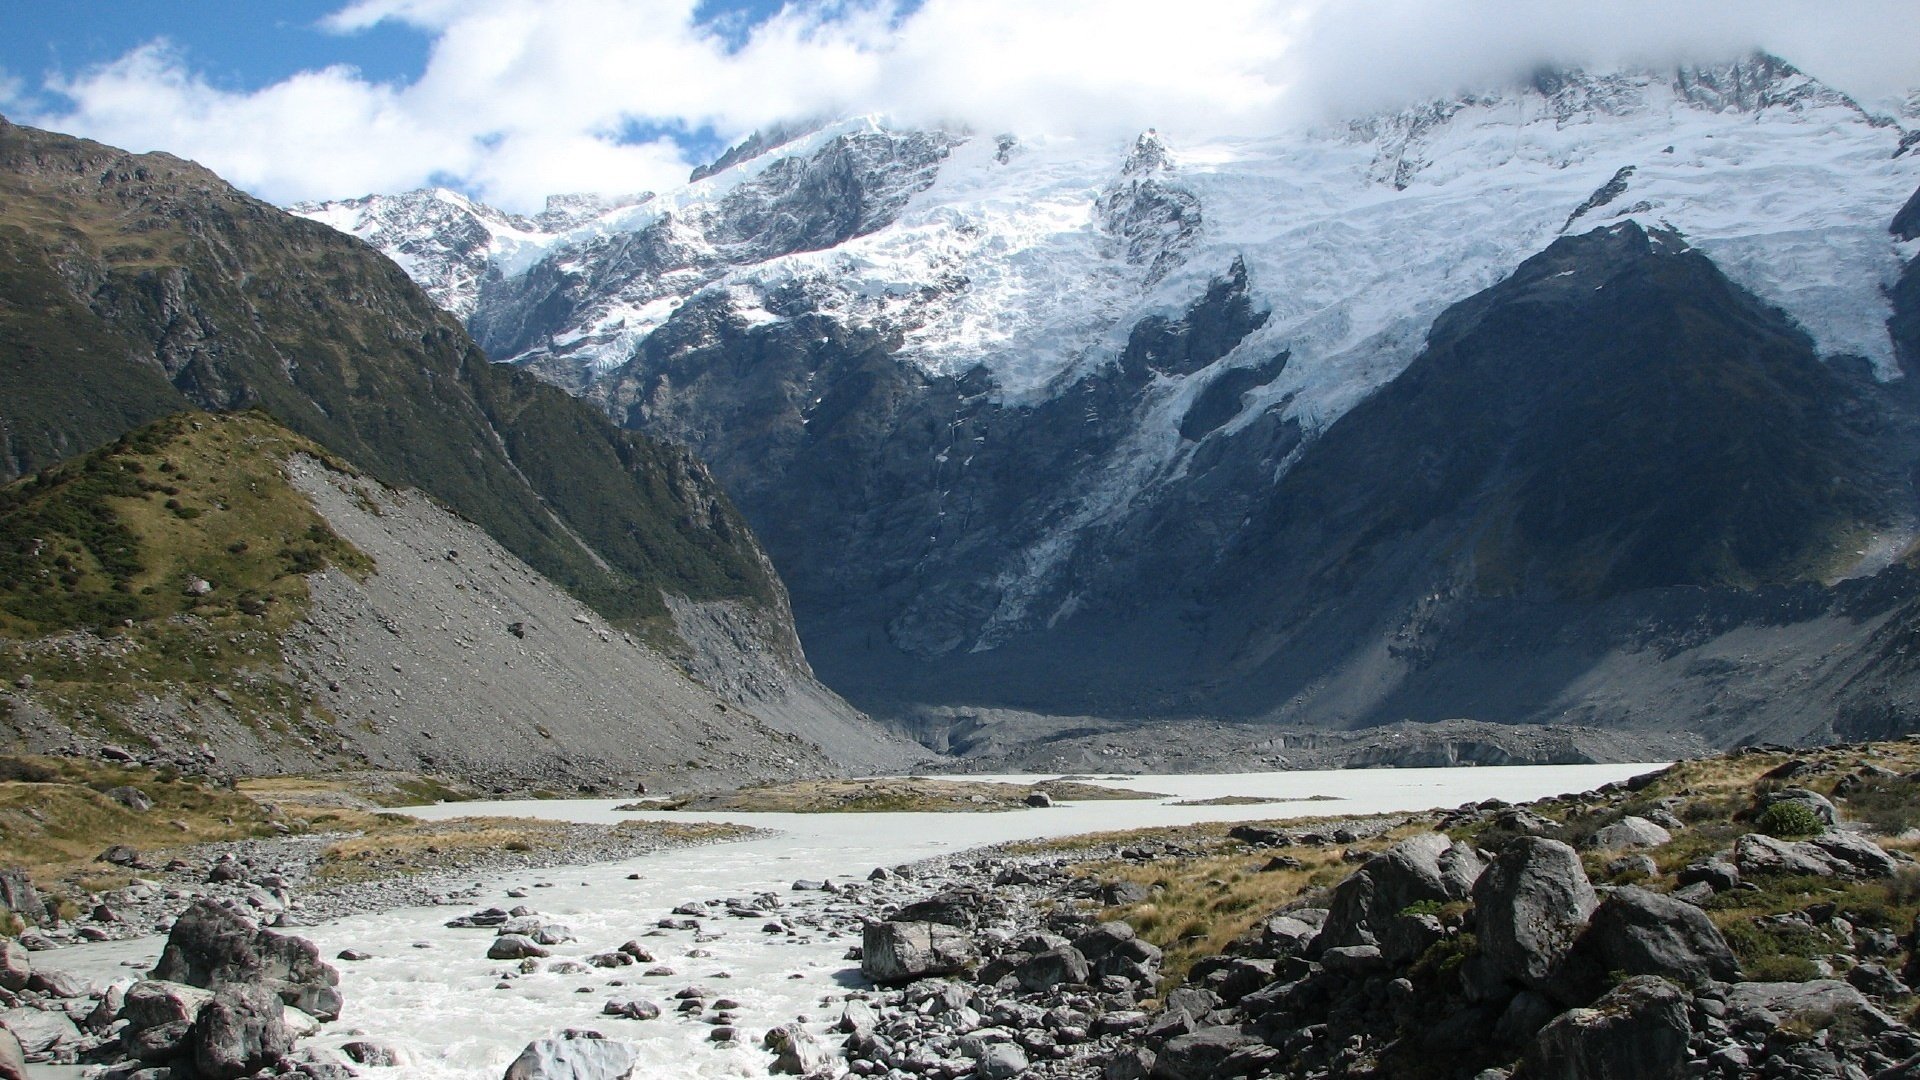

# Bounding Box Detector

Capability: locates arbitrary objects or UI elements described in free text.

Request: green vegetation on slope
[0,115,780,638]
[0,411,369,744]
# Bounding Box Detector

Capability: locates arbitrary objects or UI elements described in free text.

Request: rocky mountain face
[0,117,916,777]
[298,56,1920,750]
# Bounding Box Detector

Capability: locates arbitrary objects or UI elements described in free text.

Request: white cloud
[8,0,1920,211]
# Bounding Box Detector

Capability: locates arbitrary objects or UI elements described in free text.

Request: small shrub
[1756,801,1824,839]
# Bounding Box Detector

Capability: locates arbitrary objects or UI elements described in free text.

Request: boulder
[106,786,154,812]
[1016,946,1090,991]
[194,984,295,1080]
[0,1028,22,1080]
[123,979,216,1032]
[1378,911,1447,965]
[1563,886,1738,1001]
[1847,963,1910,999]
[1675,857,1739,893]
[895,886,993,929]
[0,871,42,927]
[1314,833,1485,951]
[151,900,343,1020]
[1734,831,1898,880]
[969,1040,1030,1079]
[825,1001,873,1039]
[1473,838,1598,990]
[1153,1025,1259,1080]
[1257,913,1324,958]
[342,1039,414,1067]
[1528,976,1691,1080]
[1093,937,1164,983]
[1072,921,1137,963]
[0,940,27,993]
[1491,807,1561,837]
[25,968,89,999]
[1807,831,1899,878]
[488,935,549,960]
[1025,792,1053,808]
[1725,980,1895,1036]
[860,921,976,984]
[601,998,661,1020]
[503,1030,641,1080]
[1098,881,1153,906]
[1587,817,1671,852]
[0,1007,79,1057]
[763,1022,831,1075]
[1733,833,1834,877]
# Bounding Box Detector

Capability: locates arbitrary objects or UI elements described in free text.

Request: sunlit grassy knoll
[0,754,282,897]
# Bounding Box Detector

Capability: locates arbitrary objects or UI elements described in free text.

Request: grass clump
[1756,800,1826,839]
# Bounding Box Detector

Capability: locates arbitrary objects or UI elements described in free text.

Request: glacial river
[39,764,1658,1079]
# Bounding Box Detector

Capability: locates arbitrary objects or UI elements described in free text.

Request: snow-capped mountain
[296,55,1920,745]
[291,187,651,317]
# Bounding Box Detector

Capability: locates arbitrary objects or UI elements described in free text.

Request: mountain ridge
[0,115,917,775]
[291,56,1920,749]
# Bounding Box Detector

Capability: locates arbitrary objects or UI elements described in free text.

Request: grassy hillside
[0,411,370,747]
[0,115,779,635]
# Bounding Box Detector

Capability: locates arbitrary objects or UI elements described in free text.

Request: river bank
[10,763,1658,1078]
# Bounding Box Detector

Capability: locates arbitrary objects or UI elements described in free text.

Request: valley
[4,17,1920,1078]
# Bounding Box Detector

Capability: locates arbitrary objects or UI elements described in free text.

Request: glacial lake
[38,763,1658,1079]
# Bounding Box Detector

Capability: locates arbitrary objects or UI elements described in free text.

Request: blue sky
[4,1,1916,212]
[1,3,431,97]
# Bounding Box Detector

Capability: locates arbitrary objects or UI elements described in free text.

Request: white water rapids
[37,764,1657,1079]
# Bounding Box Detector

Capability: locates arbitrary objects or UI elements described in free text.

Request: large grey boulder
[1528,976,1691,1080]
[1562,886,1737,1001]
[1072,921,1137,963]
[152,900,343,1021]
[1587,817,1671,852]
[0,1007,79,1058]
[193,984,295,1080]
[0,1027,24,1080]
[969,1040,1030,1080]
[122,979,215,1021]
[503,1030,641,1080]
[26,968,89,999]
[0,940,27,993]
[1015,945,1090,991]
[860,920,976,984]
[1734,832,1897,880]
[1314,833,1485,951]
[1153,1025,1259,1080]
[1733,833,1833,877]
[1725,980,1896,1036]
[1474,838,1598,991]
[489,935,550,960]
[1674,857,1740,893]
[1806,831,1899,878]
[121,980,215,1063]
[0,870,43,928]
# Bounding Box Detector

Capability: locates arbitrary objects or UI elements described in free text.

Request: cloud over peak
[10,0,1919,211]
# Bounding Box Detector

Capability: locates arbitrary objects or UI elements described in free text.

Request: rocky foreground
[5,742,1920,1078]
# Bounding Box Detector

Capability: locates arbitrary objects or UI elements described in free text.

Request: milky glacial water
[41,763,1658,1079]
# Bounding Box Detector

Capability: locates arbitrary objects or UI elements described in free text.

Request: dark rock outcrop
[1527,975,1692,1080]
[151,900,342,1021]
